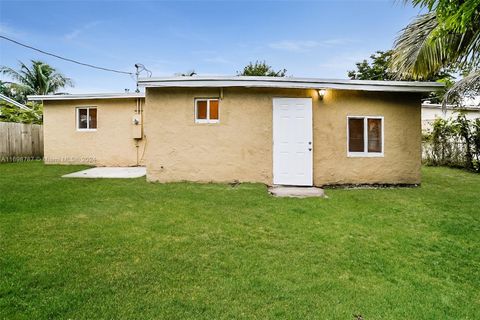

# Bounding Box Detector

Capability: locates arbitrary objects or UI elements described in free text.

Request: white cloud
[269,38,354,52]
[322,38,352,46]
[0,23,23,37]
[65,21,101,41]
[269,40,320,52]
[204,56,231,64]
[314,51,371,78]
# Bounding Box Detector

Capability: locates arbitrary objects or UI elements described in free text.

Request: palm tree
[0,60,73,102]
[391,0,479,106]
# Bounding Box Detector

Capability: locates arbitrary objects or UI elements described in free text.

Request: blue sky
[0,0,423,93]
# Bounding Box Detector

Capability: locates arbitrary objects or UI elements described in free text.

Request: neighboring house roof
[0,93,32,111]
[422,103,480,111]
[28,92,145,101]
[138,76,444,93]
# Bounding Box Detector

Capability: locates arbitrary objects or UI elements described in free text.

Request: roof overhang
[138,76,444,93]
[28,92,145,101]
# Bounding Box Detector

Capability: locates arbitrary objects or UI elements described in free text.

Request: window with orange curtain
[195,99,219,123]
[196,101,207,120]
[209,99,219,120]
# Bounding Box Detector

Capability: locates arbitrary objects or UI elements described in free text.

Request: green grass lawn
[0,162,479,319]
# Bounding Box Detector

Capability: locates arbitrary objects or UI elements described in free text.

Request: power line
[0,35,133,75]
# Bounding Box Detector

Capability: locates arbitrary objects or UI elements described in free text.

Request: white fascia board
[138,76,444,92]
[28,93,145,101]
[322,83,442,92]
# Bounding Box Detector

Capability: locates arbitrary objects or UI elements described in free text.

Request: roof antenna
[134,63,152,93]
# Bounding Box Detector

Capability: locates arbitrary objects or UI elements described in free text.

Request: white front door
[273,98,313,186]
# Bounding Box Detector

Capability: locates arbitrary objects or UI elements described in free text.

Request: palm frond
[2,60,73,95]
[443,70,480,110]
[392,9,480,78]
[9,82,32,93]
[460,28,480,71]
[391,13,459,79]
[0,66,24,83]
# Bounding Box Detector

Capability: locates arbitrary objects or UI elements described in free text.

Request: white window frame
[76,107,97,131]
[194,98,219,124]
[347,116,384,157]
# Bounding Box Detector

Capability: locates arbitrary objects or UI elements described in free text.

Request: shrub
[0,101,43,124]
[423,114,480,172]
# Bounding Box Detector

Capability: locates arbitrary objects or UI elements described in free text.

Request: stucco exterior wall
[43,98,145,166]
[144,88,277,183]
[145,87,422,185]
[316,90,421,185]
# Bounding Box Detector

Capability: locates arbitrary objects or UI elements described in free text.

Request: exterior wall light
[318,89,326,100]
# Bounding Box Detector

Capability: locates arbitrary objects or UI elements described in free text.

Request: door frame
[272,97,313,186]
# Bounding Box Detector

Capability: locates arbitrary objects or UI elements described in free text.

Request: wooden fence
[0,122,43,162]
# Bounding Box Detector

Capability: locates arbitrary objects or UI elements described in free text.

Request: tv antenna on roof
[134,63,152,92]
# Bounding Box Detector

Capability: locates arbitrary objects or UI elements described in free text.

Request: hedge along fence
[0,122,43,163]
[423,114,480,172]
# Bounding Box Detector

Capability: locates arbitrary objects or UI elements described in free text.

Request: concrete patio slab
[269,186,325,198]
[62,167,146,179]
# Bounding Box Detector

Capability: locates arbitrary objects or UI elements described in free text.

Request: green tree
[391,0,480,105]
[348,50,454,103]
[0,80,23,102]
[0,80,12,96]
[0,101,43,124]
[0,60,73,103]
[237,61,287,77]
[348,51,396,80]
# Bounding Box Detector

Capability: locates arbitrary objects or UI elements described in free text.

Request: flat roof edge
[140,82,441,93]
[28,93,145,101]
[138,76,444,92]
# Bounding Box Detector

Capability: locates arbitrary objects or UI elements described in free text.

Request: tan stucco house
[29,76,443,186]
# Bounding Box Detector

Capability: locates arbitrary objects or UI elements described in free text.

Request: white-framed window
[347,116,384,157]
[195,98,219,123]
[76,107,97,131]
